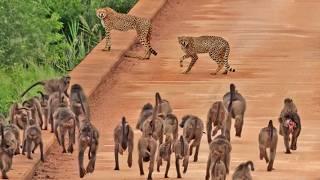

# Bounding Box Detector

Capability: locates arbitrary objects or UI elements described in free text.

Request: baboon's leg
[128,139,133,168]
[61,128,67,153]
[40,140,44,162]
[183,156,189,173]
[183,54,199,74]
[268,147,276,171]
[284,133,291,154]
[206,117,213,143]
[164,157,171,178]
[175,157,182,178]
[27,140,33,159]
[159,133,163,145]
[32,143,39,154]
[114,144,120,170]
[194,144,200,162]
[225,152,230,174]
[225,115,232,141]
[156,153,162,172]
[87,144,97,173]
[205,155,211,180]
[259,145,269,163]
[138,153,144,175]
[15,142,21,155]
[147,144,157,180]
[22,139,26,155]
[291,129,300,150]
[2,169,8,179]
[50,113,54,133]
[67,129,74,153]
[78,147,87,178]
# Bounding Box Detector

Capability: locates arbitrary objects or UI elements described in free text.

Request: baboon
[232,161,254,180]
[0,125,14,179]
[279,98,297,136]
[210,156,226,180]
[0,114,5,127]
[70,84,90,127]
[207,101,228,143]
[172,135,189,178]
[163,113,179,141]
[3,124,21,155]
[47,91,69,133]
[53,97,76,153]
[180,115,204,162]
[78,120,99,178]
[155,92,172,118]
[9,103,29,130]
[22,97,44,129]
[20,75,71,97]
[157,135,172,178]
[22,118,44,162]
[138,135,157,180]
[206,135,232,180]
[136,103,153,131]
[36,91,49,130]
[113,117,134,170]
[259,120,278,171]
[281,112,301,154]
[223,83,246,139]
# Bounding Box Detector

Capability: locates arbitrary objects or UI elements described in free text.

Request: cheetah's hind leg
[210,63,223,76]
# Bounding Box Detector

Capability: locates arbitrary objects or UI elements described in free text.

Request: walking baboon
[70,84,90,127]
[138,135,157,180]
[206,135,232,180]
[279,98,297,136]
[232,161,254,180]
[20,75,71,97]
[207,101,228,143]
[3,124,21,155]
[47,91,69,133]
[172,135,189,178]
[163,113,179,141]
[36,91,49,130]
[259,120,278,171]
[155,92,172,118]
[78,120,99,178]
[9,103,29,130]
[180,115,204,162]
[210,156,226,180]
[223,83,246,139]
[22,97,44,129]
[22,118,44,162]
[157,135,172,178]
[113,117,134,170]
[281,112,301,154]
[136,103,153,131]
[0,125,14,179]
[53,98,76,153]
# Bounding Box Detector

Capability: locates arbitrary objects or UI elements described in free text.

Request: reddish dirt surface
[32,0,320,179]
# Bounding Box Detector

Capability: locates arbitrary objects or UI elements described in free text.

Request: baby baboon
[279,98,297,136]
[53,97,76,153]
[78,120,99,178]
[47,91,69,133]
[281,112,301,154]
[20,75,71,97]
[36,91,49,130]
[172,135,189,178]
[113,117,134,170]
[136,103,153,131]
[180,115,204,162]
[206,135,232,180]
[70,84,90,127]
[163,113,179,141]
[0,125,14,179]
[259,120,278,171]
[3,124,21,155]
[207,101,228,143]
[138,135,157,180]
[223,83,246,139]
[22,118,44,162]
[155,92,172,118]
[9,103,29,130]
[157,135,172,178]
[22,97,44,129]
[210,156,226,180]
[232,161,254,180]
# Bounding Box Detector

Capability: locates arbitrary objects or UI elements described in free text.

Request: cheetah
[96,7,158,59]
[178,36,235,75]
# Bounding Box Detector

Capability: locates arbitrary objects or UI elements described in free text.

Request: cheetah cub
[96,7,157,59]
[178,36,235,75]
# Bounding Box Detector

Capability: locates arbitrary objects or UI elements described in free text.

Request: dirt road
[33,0,320,179]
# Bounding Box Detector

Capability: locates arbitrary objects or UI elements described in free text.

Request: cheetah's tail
[150,48,158,56]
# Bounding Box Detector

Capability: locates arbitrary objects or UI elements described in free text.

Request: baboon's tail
[121,117,128,150]
[245,161,255,171]
[20,81,45,97]
[150,48,158,56]
[180,135,185,157]
[0,124,4,147]
[228,84,235,112]
[268,120,273,141]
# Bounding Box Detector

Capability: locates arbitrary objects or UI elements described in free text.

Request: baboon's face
[235,116,243,137]
[15,109,29,123]
[63,76,71,89]
[3,133,17,151]
[179,118,187,128]
[79,125,93,143]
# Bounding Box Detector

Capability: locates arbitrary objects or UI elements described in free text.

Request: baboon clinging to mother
[279,98,297,136]
[258,120,278,171]
[157,135,172,178]
[281,112,301,154]
[0,125,14,179]
[172,135,189,178]
[207,101,228,143]
[232,161,254,180]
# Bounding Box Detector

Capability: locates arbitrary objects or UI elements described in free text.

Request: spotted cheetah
[178,36,235,75]
[96,7,157,59]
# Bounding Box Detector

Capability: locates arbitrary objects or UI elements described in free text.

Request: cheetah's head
[96,8,107,19]
[178,36,190,48]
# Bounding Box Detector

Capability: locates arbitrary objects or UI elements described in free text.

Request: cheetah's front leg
[182,54,198,74]
[179,55,190,67]
[103,27,112,51]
